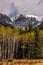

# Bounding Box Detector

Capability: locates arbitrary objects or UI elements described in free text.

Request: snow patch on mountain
[25,15,42,21]
[11,14,43,21]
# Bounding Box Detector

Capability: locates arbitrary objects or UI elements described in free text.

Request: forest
[0,25,43,61]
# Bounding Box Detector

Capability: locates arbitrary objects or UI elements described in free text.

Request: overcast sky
[0,0,43,17]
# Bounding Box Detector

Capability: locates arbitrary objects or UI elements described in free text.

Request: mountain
[0,13,14,28]
[0,13,43,30]
[13,14,42,30]
[25,15,42,21]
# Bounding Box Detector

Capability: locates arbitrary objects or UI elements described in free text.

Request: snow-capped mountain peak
[11,14,42,21]
[25,14,42,21]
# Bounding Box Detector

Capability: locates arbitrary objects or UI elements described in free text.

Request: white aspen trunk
[0,34,2,61]
[10,39,13,59]
[23,43,25,59]
[4,35,6,60]
[13,36,16,58]
[2,34,5,60]
[0,43,1,61]
[8,35,10,60]
[16,42,18,58]
[13,37,15,58]
[5,39,7,59]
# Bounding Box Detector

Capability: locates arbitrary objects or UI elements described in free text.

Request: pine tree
[28,24,33,59]
[33,27,41,59]
[29,24,33,32]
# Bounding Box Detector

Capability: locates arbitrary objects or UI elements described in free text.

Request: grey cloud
[0,0,43,16]
[9,3,18,17]
[38,0,43,5]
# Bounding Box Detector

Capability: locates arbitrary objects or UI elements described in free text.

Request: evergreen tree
[28,24,33,59]
[33,27,41,59]
[29,24,33,32]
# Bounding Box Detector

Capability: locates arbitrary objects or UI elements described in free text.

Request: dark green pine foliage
[17,38,23,59]
[28,24,33,59]
[29,24,33,32]
[33,27,41,59]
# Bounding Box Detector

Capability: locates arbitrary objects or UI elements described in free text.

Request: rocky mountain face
[14,14,41,30]
[0,13,14,28]
[0,13,43,30]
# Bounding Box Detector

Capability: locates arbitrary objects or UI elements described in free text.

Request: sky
[0,0,43,17]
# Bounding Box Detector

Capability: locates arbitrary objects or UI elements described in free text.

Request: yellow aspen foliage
[0,26,6,43]
[13,27,20,35]
[6,26,13,35]
[0,25,6,34]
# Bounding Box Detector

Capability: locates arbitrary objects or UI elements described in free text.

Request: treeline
[0,25,43,60]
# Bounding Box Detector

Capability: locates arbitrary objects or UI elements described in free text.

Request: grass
[0,59,43,65]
